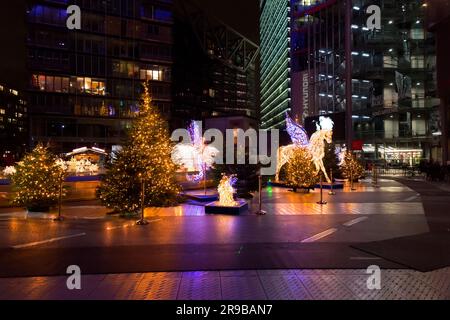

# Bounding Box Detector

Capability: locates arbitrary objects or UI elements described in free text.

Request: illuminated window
[62,77,69,92]
[32,74,70,92]
[411,56,425,69]
[38,75,46,90]
[91,80,105,95]
[410,29,425,40]
[54,76,62,92]
[76,77,84,91]
[383,55,398,68]
[85,78,92,93]
[140,68,162,81]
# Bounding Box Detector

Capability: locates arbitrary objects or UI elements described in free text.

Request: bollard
[317,174,327,205]
[350,169,356,191]
[137,179,149,225]
[329,169,336,196]
[372,166,380,188]
[255,175,267,215]
[255,175,267,216]
[54,177,64,222]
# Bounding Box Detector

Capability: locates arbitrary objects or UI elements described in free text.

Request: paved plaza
[1,268,449,300]
[0,178,449,300]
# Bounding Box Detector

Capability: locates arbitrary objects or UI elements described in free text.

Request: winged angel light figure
[172,121,220,182]
[276,113,334,183]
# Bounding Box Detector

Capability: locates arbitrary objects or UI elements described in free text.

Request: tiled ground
[1,268,449,300]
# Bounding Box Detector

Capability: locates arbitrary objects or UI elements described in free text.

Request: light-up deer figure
[276,113,334,183]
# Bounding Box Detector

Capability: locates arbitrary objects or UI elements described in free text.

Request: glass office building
[173,0,259,126]
[0,84,28,164]
[260,0,292,129]
[261,0,442,164]
[26,0,174,153]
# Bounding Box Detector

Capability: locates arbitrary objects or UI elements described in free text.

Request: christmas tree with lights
[341,151,365,182]
[11,144,66,212]
[97,84,180,214]
[285,147,319,191]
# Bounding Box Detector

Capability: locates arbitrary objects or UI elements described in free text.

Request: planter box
[205,200,248,215]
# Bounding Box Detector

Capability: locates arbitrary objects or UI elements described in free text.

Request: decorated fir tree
[285,146,319,191]
[11,144,66,212]
[341,151,365,182]
[97,84,180,214]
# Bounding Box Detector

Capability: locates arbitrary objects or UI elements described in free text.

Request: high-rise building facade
[427,0,450,164]
[261,0,443,164]
[0,84,28,165]
[172,0,259,127]
[26,0,174,153]
[260,0,292,129]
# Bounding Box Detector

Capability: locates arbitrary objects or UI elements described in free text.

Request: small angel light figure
[218,174,238,207]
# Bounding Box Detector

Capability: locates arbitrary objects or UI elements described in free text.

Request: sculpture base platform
[269,181,289,188]
[184,193,219,202]
[205,200,248,215]
[314,182,344,190]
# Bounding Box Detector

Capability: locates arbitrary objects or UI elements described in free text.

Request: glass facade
[260,0,292,129]
[173,8,258,125]
[0,84,28,164]
[262,0,442,164]
[26,0,174,153]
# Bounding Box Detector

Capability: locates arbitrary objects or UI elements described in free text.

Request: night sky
[195,0,260,44]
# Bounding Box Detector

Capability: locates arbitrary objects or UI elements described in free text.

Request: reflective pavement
[1,268,449,300]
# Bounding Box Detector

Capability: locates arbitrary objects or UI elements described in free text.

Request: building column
[441,98,449,164]
[345,0,353,150]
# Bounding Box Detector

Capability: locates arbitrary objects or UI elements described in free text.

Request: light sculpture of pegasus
[276,113,334,183]
[172,121,219,182]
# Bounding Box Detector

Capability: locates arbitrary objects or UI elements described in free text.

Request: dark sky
[0,1,27,89]
[195,0,260,44]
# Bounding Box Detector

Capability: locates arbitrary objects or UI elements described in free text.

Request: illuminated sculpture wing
[173,120,219,183]
[189,121,202,148]
[286,113,309,146]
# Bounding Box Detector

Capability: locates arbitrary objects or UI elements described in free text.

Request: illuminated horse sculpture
[276,114,334,183]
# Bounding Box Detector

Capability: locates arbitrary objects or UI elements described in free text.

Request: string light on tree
[285,146,319,191]
[97,84,180,215]
[11,144,67,212]
[341,151,365,182]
